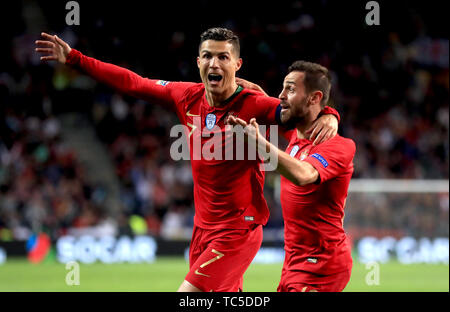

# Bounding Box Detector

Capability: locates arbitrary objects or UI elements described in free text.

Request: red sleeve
[65,49,194,112]
[318,106,341,123]
[304,137,355,183]
[253,95,281,125]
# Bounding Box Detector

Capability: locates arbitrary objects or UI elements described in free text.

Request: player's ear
[197,56,201,68]
[235,58,243,72]
[310,91,323,106]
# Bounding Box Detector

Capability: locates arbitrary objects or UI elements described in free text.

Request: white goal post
[348,179,449,193]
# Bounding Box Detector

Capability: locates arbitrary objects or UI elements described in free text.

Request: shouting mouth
[208,74,223,86]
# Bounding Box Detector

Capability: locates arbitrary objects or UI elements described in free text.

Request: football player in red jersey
[36,29,340,292]
[229,61,355,292]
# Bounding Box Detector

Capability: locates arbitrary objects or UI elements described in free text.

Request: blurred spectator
[0,107,109,240]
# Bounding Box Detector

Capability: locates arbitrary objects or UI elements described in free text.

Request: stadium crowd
[0,107,108,241]
[0,1,448,241]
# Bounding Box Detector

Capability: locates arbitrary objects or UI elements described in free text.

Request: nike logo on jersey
[194,269,210,277]
[187,122,197,138]
[186,110,200,117]
[186,111,200,138]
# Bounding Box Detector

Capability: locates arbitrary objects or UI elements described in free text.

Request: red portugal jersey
[66,49,281,230]
[280,132,356,275]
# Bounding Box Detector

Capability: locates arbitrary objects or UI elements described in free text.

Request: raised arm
[35,32,188,106]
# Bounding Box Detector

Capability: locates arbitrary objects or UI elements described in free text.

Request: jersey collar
[290,129,312,146]
[203,85,244,112]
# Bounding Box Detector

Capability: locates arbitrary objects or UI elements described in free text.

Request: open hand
[35,32,71,64]
[226,115,260,142]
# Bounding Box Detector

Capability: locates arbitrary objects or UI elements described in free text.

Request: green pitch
[0,257,448,292]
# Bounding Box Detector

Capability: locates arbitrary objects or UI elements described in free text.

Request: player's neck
[205,83,240,107]
[296,124,311,140]
[296,111,320,140]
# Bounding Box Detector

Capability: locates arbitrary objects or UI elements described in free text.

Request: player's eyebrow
[284,81,296,87]
[200,50,230,56]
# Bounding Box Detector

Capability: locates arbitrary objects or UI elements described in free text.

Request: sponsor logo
[57,235,157,264]
[244,216,254,221]
[307,257,318,264]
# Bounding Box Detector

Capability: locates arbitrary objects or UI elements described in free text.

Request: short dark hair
[199,27,240,57]
[288,61,331,106]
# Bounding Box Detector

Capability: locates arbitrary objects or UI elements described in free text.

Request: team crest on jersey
[205,113,217,130]
[156,80,170,86]
[290,145,300,157]
[300,149,310,161]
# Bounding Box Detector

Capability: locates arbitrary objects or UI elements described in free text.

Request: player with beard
[229,61,355,292]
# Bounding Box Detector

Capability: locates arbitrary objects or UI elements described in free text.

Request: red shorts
[185,224,263,292]
[277,267,352,292]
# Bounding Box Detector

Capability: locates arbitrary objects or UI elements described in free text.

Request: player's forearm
[66,49,152,99]
[319,106,340,123]
[277,151,318,186]
[261,138,318,186]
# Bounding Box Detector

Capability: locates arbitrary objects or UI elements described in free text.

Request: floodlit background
[0,0,448,291]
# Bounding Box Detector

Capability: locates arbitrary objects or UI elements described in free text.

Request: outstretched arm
[35,32,188,106]
[236,77,340,145]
